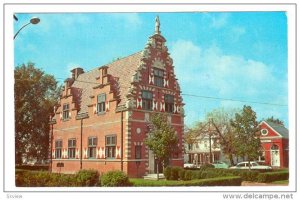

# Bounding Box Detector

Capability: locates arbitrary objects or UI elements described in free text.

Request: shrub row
[164,166,287,182]
[256,171,289,183]
[16,169,132,187]
[16,169,100,187]
[15,165,49,171]
[100,170,132,187]
[131,176,242,186]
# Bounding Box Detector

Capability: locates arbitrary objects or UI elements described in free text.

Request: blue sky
[14,12,288,127]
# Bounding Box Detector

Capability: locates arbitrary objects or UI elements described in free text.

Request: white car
[184,163,196,168]
[229,161,272,170]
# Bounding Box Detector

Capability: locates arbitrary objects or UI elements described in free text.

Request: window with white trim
[165,94,174,113]
[88,137,97,158]
[142,91,153,111]
[154,68,164,87]
[105,135,116,158]
[68,139,76,159]
[55,140,62,159]
[135,145,142,159]
[97,94,106,113]
[63,104,70,120]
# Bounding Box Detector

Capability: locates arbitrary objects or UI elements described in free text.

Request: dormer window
[63,104,70,120]
[154,68,164,87]
[142,90,153,110]
[165,94,174,113]
[97,93,106,113]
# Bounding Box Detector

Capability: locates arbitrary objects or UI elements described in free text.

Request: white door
[271,145,280,167]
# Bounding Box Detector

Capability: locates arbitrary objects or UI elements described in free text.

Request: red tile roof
[72,51,143,114]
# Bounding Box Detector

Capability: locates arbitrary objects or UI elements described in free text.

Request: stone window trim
[141,90,153,111]
[165,94,174,113]
[135,145,142,159]
[153,68,164,87]
[55,139,63,159]
[62,103,70,120]
[88,136,97,159]
[68,138,76,159]
[105,135,117,159]
[97,93,106,114]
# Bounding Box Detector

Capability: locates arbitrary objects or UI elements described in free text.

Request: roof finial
[155,15,160,34]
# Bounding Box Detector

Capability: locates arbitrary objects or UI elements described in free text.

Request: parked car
[229,161,272,170]
[184,163,196,168]
[212,161,229,169]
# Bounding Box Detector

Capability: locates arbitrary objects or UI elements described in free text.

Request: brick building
[258,121,289,168]
[49,17,184,177]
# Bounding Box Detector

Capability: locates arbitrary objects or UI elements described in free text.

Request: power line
[15,77,288,107]
[181,93,287,107]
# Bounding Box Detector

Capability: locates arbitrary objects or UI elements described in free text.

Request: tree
[231,105,261,169]
[207,108,239,166]
[144,113,179,179]
[15,63,61,164]
[265,116,284,126]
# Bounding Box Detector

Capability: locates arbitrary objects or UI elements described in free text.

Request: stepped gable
[72,51,143,114]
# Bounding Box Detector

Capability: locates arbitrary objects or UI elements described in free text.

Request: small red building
[49,17,184,177]
[258,121,289,168]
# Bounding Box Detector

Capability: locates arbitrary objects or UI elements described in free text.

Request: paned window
[63,104,69,120]
[165,94,174,113]
[88,137,97,158]
[142,91,153,110]
[135,145,142,159]
[97,94,106,113]
[105,135,116,158]
[68,139,76,159]
[154,68,164,87]
[55,140,62,159]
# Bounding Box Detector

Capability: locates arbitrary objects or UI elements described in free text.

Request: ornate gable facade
[50,16,184,177]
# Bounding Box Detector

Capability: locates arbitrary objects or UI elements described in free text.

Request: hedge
[16,169,100,187]
[256,171,289,183]
[131,176,242,186]
[100,170,132,187]
[15,165,49,171]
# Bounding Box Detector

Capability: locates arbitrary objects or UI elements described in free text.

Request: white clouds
[170,39,288,124]
[110,13,142,29]
[206,13,230,29]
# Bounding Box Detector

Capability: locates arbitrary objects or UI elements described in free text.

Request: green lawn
[271,180,289,185]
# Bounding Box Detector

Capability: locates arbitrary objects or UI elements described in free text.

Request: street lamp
[14,17,40,39]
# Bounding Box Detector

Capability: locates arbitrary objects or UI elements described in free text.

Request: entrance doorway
[271,144,280,167]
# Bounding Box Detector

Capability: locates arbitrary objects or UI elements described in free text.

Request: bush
[101,170,132,187]
[163,166,172,180]
[130,176,242,186]
[199,163,215,170]
[16,165,49,171]
[257,171,289,183]
[15,169,99,187]
[170,167,181,180]
[76,169,100,186]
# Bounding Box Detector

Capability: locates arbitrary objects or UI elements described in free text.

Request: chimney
[98,66,109,84]
[71,67,84,79]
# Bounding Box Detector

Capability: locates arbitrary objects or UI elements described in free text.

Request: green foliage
[100,170,132,187]
[15,169,100,187]
[15,63,61,164]
[231,105,261,161]
[130,176,242,186]
[144,113,179,164]
[199,163,215,170]
[76,169,100,186]
[256,171,289,183]
[265,116,284,126]
[163,166,172,180]
[170,167,181,180]
[16,165,49,171]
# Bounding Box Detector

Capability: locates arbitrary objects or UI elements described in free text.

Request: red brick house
[258,121,289,168]
[49,17,184,177]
